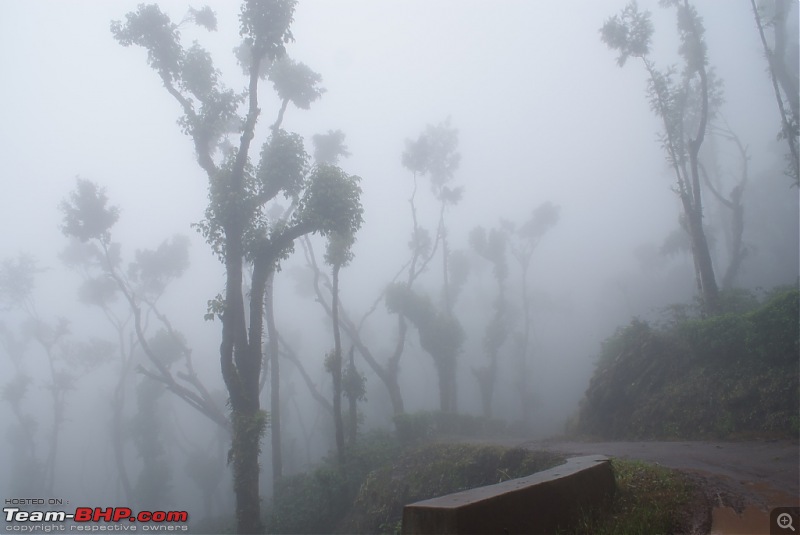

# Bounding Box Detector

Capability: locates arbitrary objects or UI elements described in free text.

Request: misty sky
[2,0,785,327]
[0,0,797,513]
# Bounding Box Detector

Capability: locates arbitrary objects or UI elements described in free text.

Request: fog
[1,0,797,530]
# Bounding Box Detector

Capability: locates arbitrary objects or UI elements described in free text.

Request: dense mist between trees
[1,0,797,531]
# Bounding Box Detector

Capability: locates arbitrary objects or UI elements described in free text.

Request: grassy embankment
[574,286,799,439]
[263,435,699,535]
[572,459,703,535]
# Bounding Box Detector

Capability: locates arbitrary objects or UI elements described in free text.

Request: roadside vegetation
[338,442,563,534]
[574,286,799,440]
[572,460,703,535]
[265,427,563,534]
[191,421,563,534]
[262,434,700,535]
[192,409,718,534]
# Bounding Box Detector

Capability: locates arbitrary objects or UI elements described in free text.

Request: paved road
[514,438,800,508]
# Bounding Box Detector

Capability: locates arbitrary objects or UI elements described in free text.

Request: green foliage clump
[576,287,799,439]
[60,179,119,243]
[745,287,799,361]
[257,129,309,201]
[296,164,364,241]
[268,56,325,109]
[238,0,296,63]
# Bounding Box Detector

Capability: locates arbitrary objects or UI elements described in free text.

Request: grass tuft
[571,459,697,535]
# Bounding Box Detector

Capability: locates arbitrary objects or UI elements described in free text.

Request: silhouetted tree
[750,0,799,185]
[701,123,749,289]
[0,258,45,496]
[602,0,722,314]
[469,225,510,419]
[291,133,364,455]
[402,119,463,314]
[0,358,43,496]
[299,124,462,420]
[390,119,465,413]
[0,255,112,496]
[342,346,365,446]
[324,230,356,465]
[301,237,408,419]
[60,180,226,427]
[313,130,350,166]
[111,5,363,531]
[385,284,464,413]
[508,202,560,423]
[60,179,225,504]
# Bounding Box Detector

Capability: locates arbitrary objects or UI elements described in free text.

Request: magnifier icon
[778,512,796,532]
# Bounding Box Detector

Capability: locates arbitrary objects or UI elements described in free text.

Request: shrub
[575,286,799,440]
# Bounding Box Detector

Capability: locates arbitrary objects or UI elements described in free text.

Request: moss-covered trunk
[231,409,267,534]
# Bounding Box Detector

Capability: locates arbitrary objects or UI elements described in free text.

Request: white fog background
[1,0,797,525]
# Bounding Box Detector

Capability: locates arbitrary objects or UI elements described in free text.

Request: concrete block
[401,454,614,535]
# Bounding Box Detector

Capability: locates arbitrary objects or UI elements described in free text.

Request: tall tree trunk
[686,66,720,315]
[302,236,406,417]
[231,406,264,534]
[700,137,747,290]
[771,1,799,120]
[331,264,346,465]
[346,348,359,445]
[265,273,282,493]
[721,192,745,290]
[221,224,272,533]
[686,207,719,313]
[750,0,800,184]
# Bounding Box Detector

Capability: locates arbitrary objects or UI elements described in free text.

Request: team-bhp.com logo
[4,506,188,531]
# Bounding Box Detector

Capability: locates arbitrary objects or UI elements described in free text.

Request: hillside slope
[575,287,799,439]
